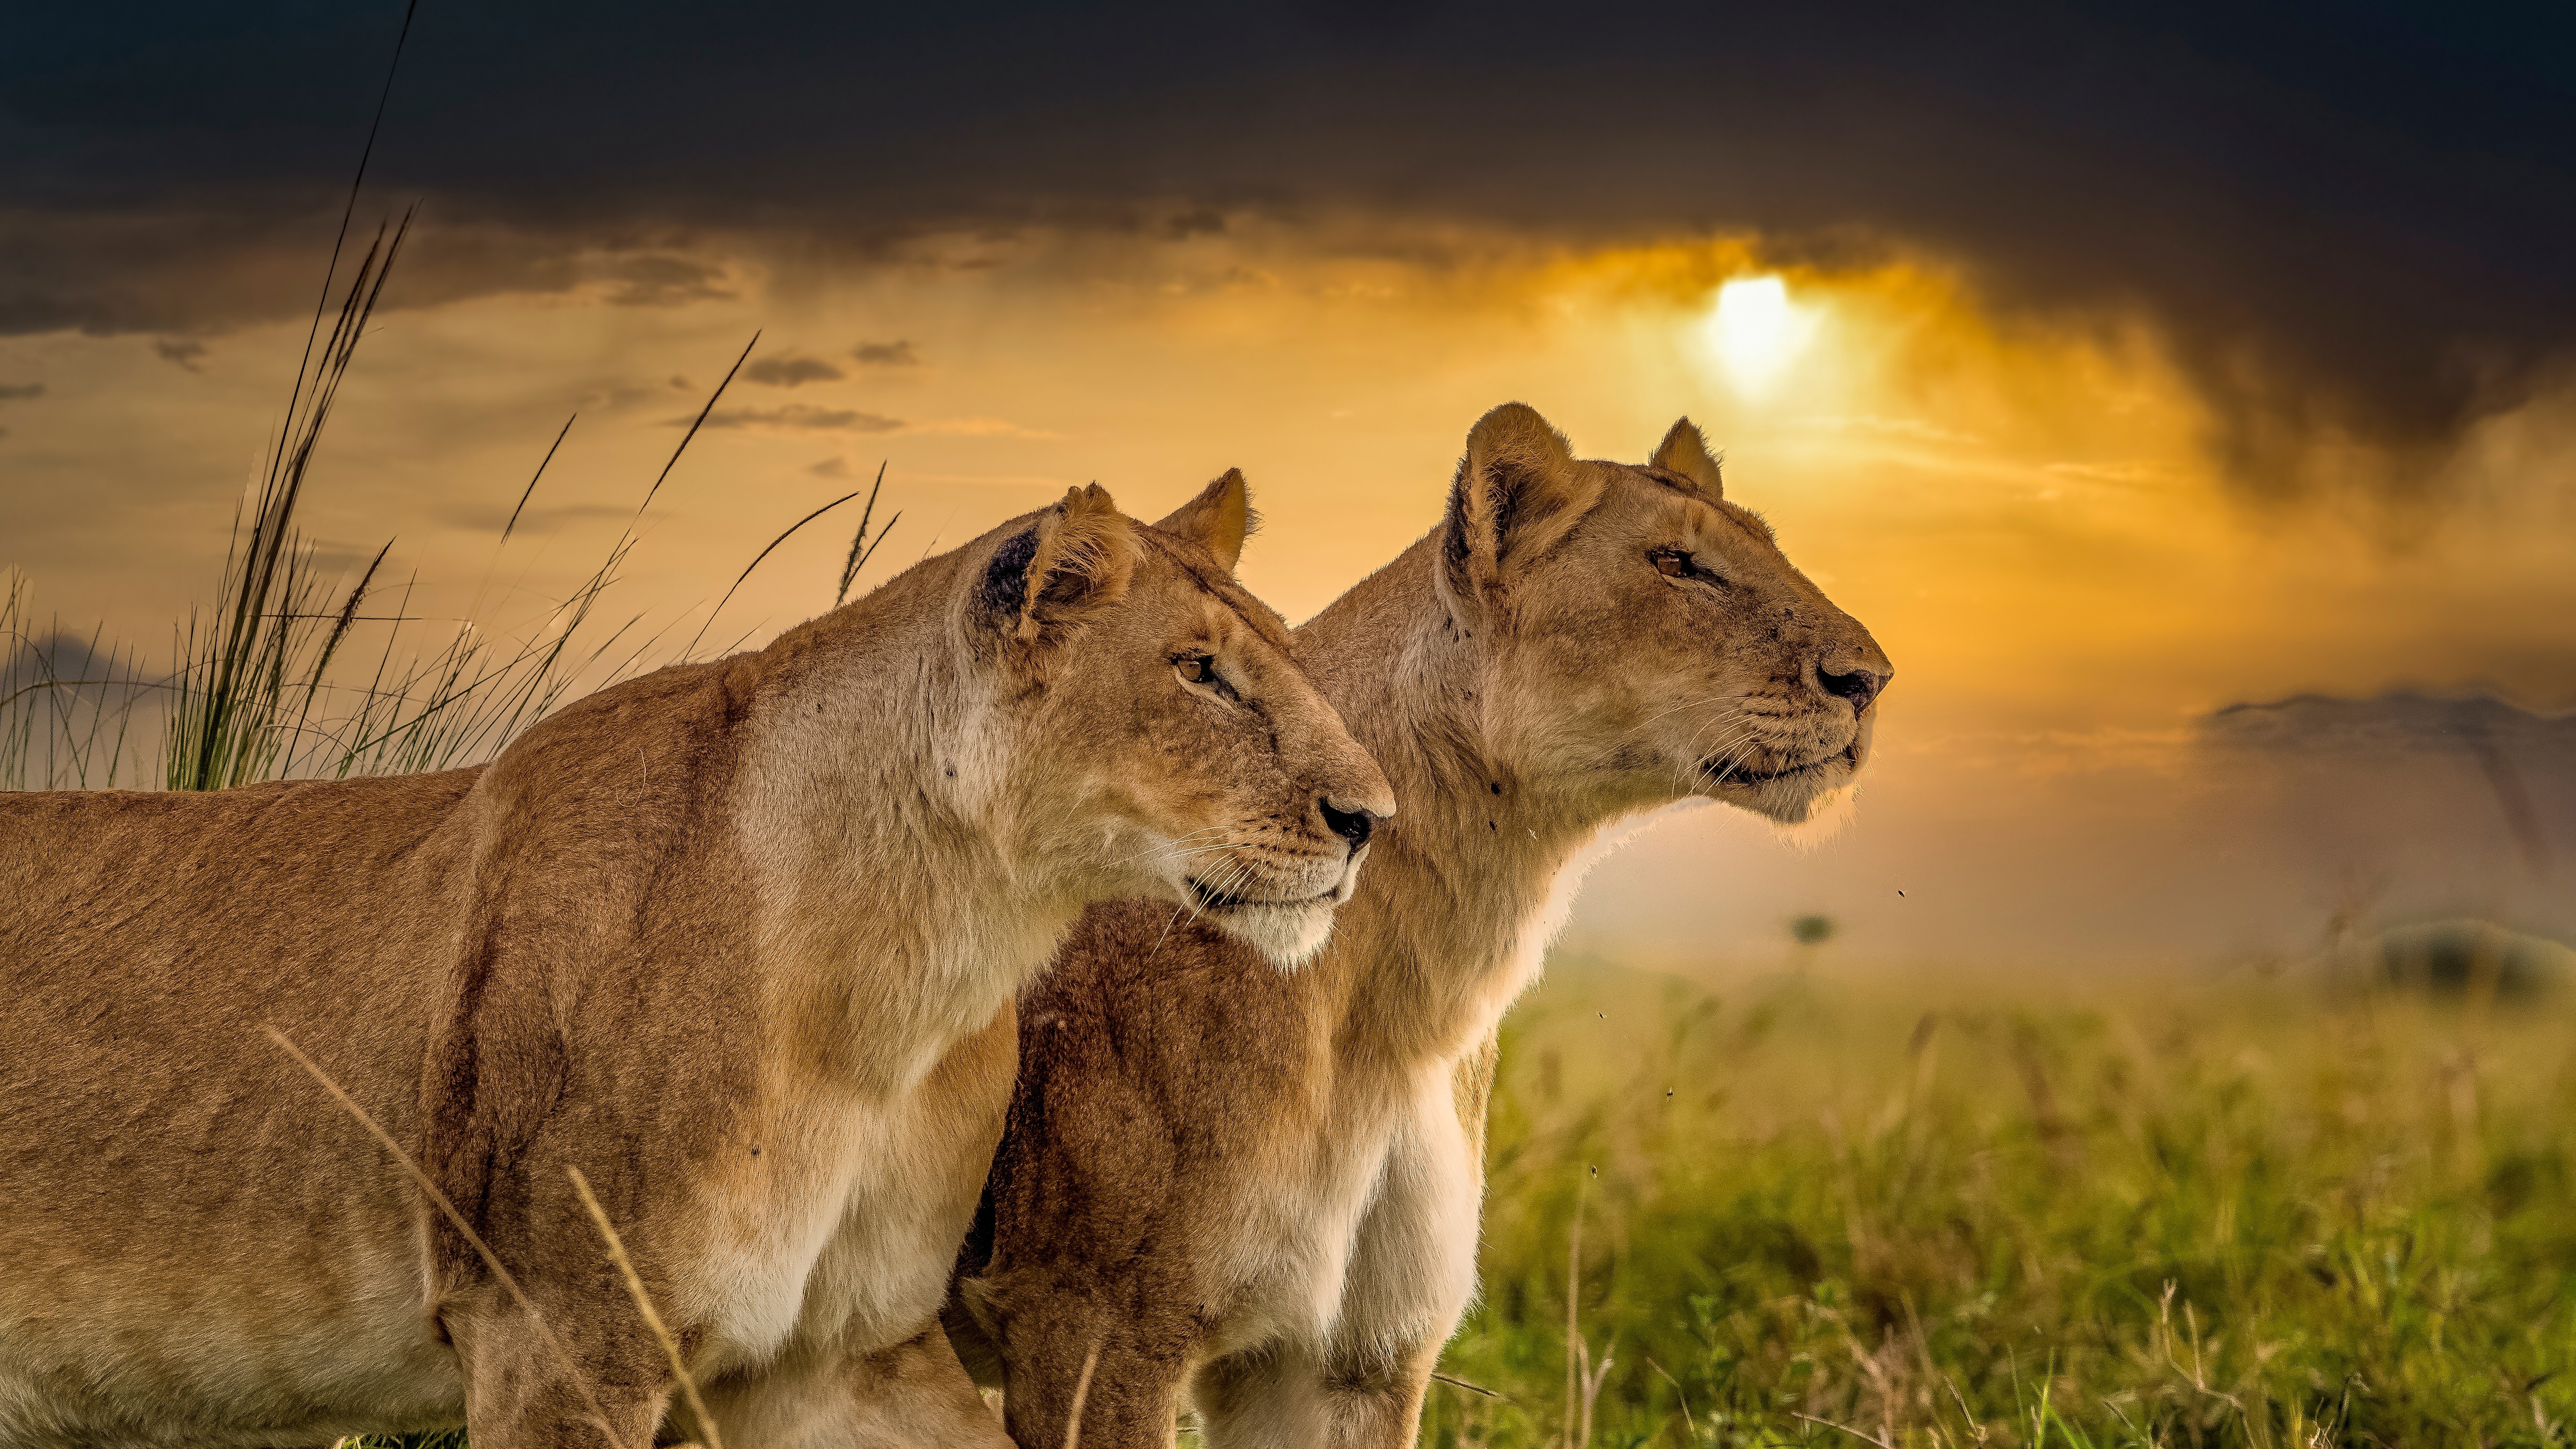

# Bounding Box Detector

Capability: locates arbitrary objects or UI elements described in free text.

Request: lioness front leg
[448,1298,672,1449]
[1191,1337,1441,1449]
[965,1280,1196,1449]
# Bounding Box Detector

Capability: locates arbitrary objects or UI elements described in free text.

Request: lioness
[0,476,1392,1449]
[952,405,1892,1447]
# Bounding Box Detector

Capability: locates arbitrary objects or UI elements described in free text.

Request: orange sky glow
[5,218,2571,966]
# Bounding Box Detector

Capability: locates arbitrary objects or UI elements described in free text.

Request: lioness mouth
[1187,878,1336,911]
[1701,739,1860,787]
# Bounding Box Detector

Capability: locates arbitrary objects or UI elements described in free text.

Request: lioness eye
[1654,551,1689,578]
[1177,654,1214,684]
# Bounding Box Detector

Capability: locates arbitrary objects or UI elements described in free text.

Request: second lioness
[0,476,1389,1449]
[954,405,1893,1447]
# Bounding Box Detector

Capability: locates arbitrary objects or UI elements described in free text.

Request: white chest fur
[704,725,1057,1372]
[1199,1095,1400,1361]
[1197,832,1637,1370]
[1197,1054,1484,1367]
[683,1042,1014,1376]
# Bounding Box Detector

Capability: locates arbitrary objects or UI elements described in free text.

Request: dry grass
[0,215,687,796]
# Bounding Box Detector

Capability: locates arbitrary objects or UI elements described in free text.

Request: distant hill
[2202,692,2576,758]
[1568,690,2576,972]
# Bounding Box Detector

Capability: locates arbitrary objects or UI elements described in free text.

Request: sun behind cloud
[1702,275,1816,393]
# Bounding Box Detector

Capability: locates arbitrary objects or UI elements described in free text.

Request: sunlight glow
[1705,275,1814,391]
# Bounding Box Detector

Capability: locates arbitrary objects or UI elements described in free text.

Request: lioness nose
[1818,661,1889,714]
[1318,797,1381,854]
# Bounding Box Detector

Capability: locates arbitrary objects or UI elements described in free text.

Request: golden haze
[4,217,2569,965]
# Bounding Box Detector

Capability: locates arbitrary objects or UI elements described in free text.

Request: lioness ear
[1152,468,1255,573]
[1651,417,1725,499]
[980,484,1139,643]
[1439,402,1601,617]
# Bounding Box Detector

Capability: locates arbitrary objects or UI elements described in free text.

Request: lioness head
[1436,403,1892,824]
[953,474,1393,965]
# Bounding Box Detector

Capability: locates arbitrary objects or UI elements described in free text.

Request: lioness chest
[1188,1079,1396,1357]
[679,1009,1017,1375]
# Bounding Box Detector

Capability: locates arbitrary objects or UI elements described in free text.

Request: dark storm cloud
[742,355,846,386]
[6,1,2573,501]
[850,341,919,368]
[0,202,680,336]
[598,254,732,307]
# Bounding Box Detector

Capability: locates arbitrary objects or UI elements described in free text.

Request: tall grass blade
[264,1026,630,1449]
[566,1167,723,1449]
[504,414,576,544]
[641,334,758,518]
[834,461,891,607]
[683,486,868,658]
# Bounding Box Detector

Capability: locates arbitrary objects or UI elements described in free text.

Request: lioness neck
[1292,537,1654,1068]
[737,560,1089,1097]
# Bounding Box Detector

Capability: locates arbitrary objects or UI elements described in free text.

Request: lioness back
[0,475,1393,1449]
[0,770,485,1443]
[0,653,754,1447]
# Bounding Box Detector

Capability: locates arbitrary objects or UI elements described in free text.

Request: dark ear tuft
[979,484,1141,647]
[1438,402,1601,617]
[1439,476,1478,587]
[980,524,1042,616]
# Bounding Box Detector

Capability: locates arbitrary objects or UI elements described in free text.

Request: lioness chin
[952,405,1892,1448]
[0,474,1391,1449]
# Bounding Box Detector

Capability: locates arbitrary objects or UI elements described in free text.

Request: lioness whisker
[1679,720,1754,773]
[1144,903,1189,962]
[1678,703,1753,748]
[1697,738,1765,789]
[1182,862,1242,925]
[1689,724,1758,775]
[1639,690,1743,727]
[1106,828,1243,868]
[1111,840,1245,869]
[1154,842,1257,864]
[1065,1341,1101,1449]
[1678,726,1769,797]
[1670,710,1759,795]
[1667,708,1752,767]
[1182,857,1258,928]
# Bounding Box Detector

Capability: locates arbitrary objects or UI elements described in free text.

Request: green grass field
[1427,958,2576,1448]
[347,951,2576,1449]
[41,188,2571,1449]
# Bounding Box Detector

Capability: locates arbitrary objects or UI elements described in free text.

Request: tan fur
[1152,468,1256,574]
[953,406,1893,1448]
[0,477,1392,1449]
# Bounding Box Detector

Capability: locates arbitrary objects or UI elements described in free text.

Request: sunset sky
[5,1,2572,967]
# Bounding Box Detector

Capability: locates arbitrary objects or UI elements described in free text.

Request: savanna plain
[335,959,2576,1449]
[9,228,2571,1449]
[1431,957,2576,1448]
[12,474,2575,1449]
